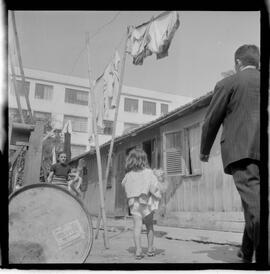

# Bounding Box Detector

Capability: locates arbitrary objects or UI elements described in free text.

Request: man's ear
[236,59,242,66]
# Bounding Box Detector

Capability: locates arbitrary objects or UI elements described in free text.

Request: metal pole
[95,26,130,239]
[9,49,25,123]
[85,32,109,249]
[11,11,34,123]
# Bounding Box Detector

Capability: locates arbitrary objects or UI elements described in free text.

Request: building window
[164,131,184,175]
[161,103,169,115]
[96,120,114,135]
[10,80,30,97]
[71,144,87,158]
[124,98,138,113]
[103,120,113,135]
[35,83,53,100]
[143,101,156,115]
[9,108,28,123]
[184,123,202,175]
[63,115,88,133]
[33,111,51,121]
[65,88,88,106]
[123,122,140,134]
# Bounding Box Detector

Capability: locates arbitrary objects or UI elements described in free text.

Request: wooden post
[11,11,34,123]
[85,32,109,249]
[23,122,44,185]
[95,26,130,239]
[8,49,25,123]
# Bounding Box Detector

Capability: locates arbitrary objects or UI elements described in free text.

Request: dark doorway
[143,140,152,167]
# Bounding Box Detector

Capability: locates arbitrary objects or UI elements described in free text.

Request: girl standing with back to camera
[121,147,163,260]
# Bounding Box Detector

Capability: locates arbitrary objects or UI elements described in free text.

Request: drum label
[52,220,85,249]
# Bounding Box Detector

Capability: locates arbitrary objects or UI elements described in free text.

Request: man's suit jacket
[200,68,260,174]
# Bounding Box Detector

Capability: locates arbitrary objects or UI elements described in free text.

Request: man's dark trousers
[230,159,261,263]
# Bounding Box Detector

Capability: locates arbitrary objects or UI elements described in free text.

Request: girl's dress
[121,168,161,218]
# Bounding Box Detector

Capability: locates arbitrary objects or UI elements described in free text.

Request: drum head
[9,184,93,263]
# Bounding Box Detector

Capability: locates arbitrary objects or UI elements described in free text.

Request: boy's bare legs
[133,214,143,256]
[144,212,154,253]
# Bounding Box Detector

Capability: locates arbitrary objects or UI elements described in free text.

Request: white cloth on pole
[52,146,56,165]
[93,76,105,129]
[62,120,72,134]
[103,51,121,113]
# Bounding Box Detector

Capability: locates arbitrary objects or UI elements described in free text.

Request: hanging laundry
[92,76,105,130]
[127,11,180,65]
[103,51,121,116]
[90,51,121,132]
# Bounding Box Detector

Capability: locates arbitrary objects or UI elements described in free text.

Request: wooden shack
[70,91,244,232]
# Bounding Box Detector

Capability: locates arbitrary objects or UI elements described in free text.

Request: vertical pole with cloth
[11,11,34,123]
[95,26,130,239]
[85,32,109,249]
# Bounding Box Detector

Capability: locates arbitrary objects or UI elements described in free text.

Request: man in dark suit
[200,45,260,263]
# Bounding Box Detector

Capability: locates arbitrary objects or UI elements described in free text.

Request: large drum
[9,183,93,263]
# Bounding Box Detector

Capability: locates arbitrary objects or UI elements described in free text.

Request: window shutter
[165,131,184,175]
[166,150,183,174]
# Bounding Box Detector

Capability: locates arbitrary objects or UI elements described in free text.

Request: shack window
[164,131,184,175]
[184,123,202,175]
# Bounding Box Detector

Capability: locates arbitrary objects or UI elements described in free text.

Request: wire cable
[88,11,121,41]
[69,11,122,76]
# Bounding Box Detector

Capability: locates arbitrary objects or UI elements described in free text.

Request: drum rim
[9,183,93,263]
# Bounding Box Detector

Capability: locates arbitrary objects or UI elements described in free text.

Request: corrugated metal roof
[69,90,214,163]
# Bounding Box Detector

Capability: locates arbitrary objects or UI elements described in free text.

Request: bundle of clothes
[127,11,180,65]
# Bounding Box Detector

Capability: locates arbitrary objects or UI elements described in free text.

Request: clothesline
[69,11,122,76]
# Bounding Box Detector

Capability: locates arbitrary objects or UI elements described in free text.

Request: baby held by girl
[121,148,167,260]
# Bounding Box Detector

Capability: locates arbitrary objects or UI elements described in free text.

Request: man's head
[234,45,260,72]
[58,151,67,164]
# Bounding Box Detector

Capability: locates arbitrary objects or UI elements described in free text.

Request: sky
[10,10,260,99]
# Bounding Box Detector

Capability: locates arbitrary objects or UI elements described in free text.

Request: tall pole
[11,11,34,123]
[85,32,109,249]
[9,49,25,123]
[95,26,130,239]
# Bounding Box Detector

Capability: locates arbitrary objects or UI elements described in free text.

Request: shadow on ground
[127,246,165,256]
[193,244,242,263]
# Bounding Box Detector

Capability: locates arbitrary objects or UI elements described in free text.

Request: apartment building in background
[8,68,193,158]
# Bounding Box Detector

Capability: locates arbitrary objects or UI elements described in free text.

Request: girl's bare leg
[145,212,154,252]
[133,214,143,256]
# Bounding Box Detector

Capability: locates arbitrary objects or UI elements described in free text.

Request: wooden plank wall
[160,107,242,214]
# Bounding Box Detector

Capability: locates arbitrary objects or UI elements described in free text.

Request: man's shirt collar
[240,65,256,71]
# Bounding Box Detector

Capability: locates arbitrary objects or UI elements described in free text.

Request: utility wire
[88,11,121,41]
[70,11,122,76]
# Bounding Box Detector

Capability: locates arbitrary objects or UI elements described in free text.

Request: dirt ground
[85,223,243,264]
